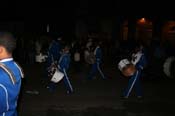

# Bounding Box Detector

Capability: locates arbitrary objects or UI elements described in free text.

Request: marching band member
[48,45,73,94]
[0,32,24,116]
[43,37,62,85]
[120,44,147,99]
[58,45,73,94]
[47,37,62,67]
[88,41,106,80]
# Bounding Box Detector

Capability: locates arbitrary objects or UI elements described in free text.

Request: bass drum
[163,56,175,78]
[122,64,136,77]
[118,59,136,77]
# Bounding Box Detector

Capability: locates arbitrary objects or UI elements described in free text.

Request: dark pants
[88,62,105,79]
[123,69,142,97]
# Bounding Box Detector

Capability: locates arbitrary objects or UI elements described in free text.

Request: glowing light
[139,18,146,23]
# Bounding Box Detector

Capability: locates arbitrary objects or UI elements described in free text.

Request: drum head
[51,69,64,83]
[163,57,175,78]
[122,64,136,77]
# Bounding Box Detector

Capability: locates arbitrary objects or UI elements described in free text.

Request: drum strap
[0,62,24,85]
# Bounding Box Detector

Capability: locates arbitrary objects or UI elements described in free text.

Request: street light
[139,18,146,23]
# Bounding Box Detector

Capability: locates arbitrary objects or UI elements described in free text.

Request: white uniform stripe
[14,62,24,78]
[126,71,139,97]
[0,84,9,112]
[63,69,73,92]
[97,63,105,79]
[59,54,66,64]
[0,58,13,62]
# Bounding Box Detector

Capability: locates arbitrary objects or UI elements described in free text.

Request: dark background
[1,1,174,25]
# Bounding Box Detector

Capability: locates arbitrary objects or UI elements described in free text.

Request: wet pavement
[18,62,175,116]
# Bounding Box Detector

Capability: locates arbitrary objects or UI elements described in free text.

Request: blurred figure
[88,41,106,80]
[43,37,62,84]
[122,43,147,99]
[86,38,93,51]
[48,45,73,94]
[84,47,90,64]
[47,37,62,66]
[70,40,82,73]
[73,49,81,72]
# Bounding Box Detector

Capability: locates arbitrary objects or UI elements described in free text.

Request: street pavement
[18,62,175,116]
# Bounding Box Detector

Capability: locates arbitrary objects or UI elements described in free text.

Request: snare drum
[48,63,64,83]
[50,69,64,83]
[118,59,136,77]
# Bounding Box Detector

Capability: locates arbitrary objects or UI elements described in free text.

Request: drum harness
[0,62,24,85]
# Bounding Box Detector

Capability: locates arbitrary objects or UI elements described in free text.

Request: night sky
[0,0,174,37]
[1,0,174,21]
